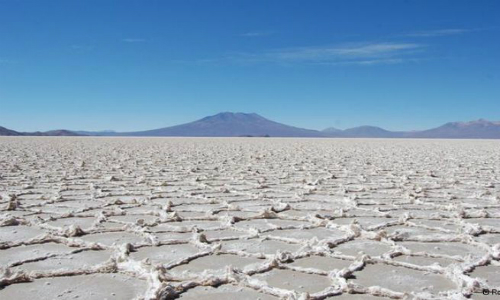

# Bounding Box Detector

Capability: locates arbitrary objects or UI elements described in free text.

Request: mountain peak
[199,112,267,123]
[128,112,322,137]
[210,112,263,118]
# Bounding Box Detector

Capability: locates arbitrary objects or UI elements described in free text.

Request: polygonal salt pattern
[1,137,500,299]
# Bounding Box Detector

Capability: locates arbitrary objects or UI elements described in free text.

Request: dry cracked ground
[1,137,499,300]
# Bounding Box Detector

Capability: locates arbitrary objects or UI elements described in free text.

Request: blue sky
[1,0,499,132]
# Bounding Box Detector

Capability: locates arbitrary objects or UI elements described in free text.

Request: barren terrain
[1,137,499,299]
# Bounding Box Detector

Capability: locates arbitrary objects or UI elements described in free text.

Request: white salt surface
[0,137,499,299]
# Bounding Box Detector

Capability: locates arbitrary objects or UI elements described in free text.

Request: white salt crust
[0,137,499,299]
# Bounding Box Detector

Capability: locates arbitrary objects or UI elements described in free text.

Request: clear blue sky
[1,0,499,132]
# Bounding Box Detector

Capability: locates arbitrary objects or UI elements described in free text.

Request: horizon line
[1,112,499,134]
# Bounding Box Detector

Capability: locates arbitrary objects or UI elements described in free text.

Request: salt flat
[0,137,499,300]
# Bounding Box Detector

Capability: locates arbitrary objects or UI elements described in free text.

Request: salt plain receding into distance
[0,137,499,299]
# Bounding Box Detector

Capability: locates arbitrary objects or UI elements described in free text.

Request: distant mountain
[120,112,325,137]
[322,126,408,138]
[322,127,342,134]
[410,119,500,139]
[322,125,405,138]
[0,126,22,136]
[74,130,117,136]
[322,119,500,139]
[0,126,82,136]
[340,126,402,138]
[37,130,82,136]
[2,115,500,139]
